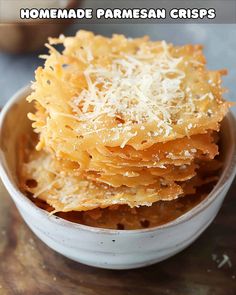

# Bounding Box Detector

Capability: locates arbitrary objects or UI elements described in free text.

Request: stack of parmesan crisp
[22,31,230,224]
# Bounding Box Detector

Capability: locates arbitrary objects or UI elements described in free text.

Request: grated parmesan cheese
[71,44,186,130]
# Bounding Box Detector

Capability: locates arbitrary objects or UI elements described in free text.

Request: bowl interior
[0,88,33,187]
[0,86,236,231]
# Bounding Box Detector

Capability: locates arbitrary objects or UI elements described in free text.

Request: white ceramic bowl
[0,85,236,270]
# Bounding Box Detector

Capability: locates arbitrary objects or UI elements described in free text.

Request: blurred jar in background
[0,0,78,54]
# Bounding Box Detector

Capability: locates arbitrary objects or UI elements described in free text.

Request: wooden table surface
[0,177,235,295]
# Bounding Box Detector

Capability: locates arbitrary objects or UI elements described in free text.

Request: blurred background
[0,3,236,293]
[0,0,235,113]
[0,24,236,112]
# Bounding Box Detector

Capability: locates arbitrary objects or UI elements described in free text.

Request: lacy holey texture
[20,30,231,217]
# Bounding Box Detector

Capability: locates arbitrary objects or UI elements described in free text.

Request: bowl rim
[0,85,236,235]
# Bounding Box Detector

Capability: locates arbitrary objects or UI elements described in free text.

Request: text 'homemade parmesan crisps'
[21,30,231,213]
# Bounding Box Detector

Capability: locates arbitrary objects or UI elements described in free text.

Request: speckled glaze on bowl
[0,86,236,269]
